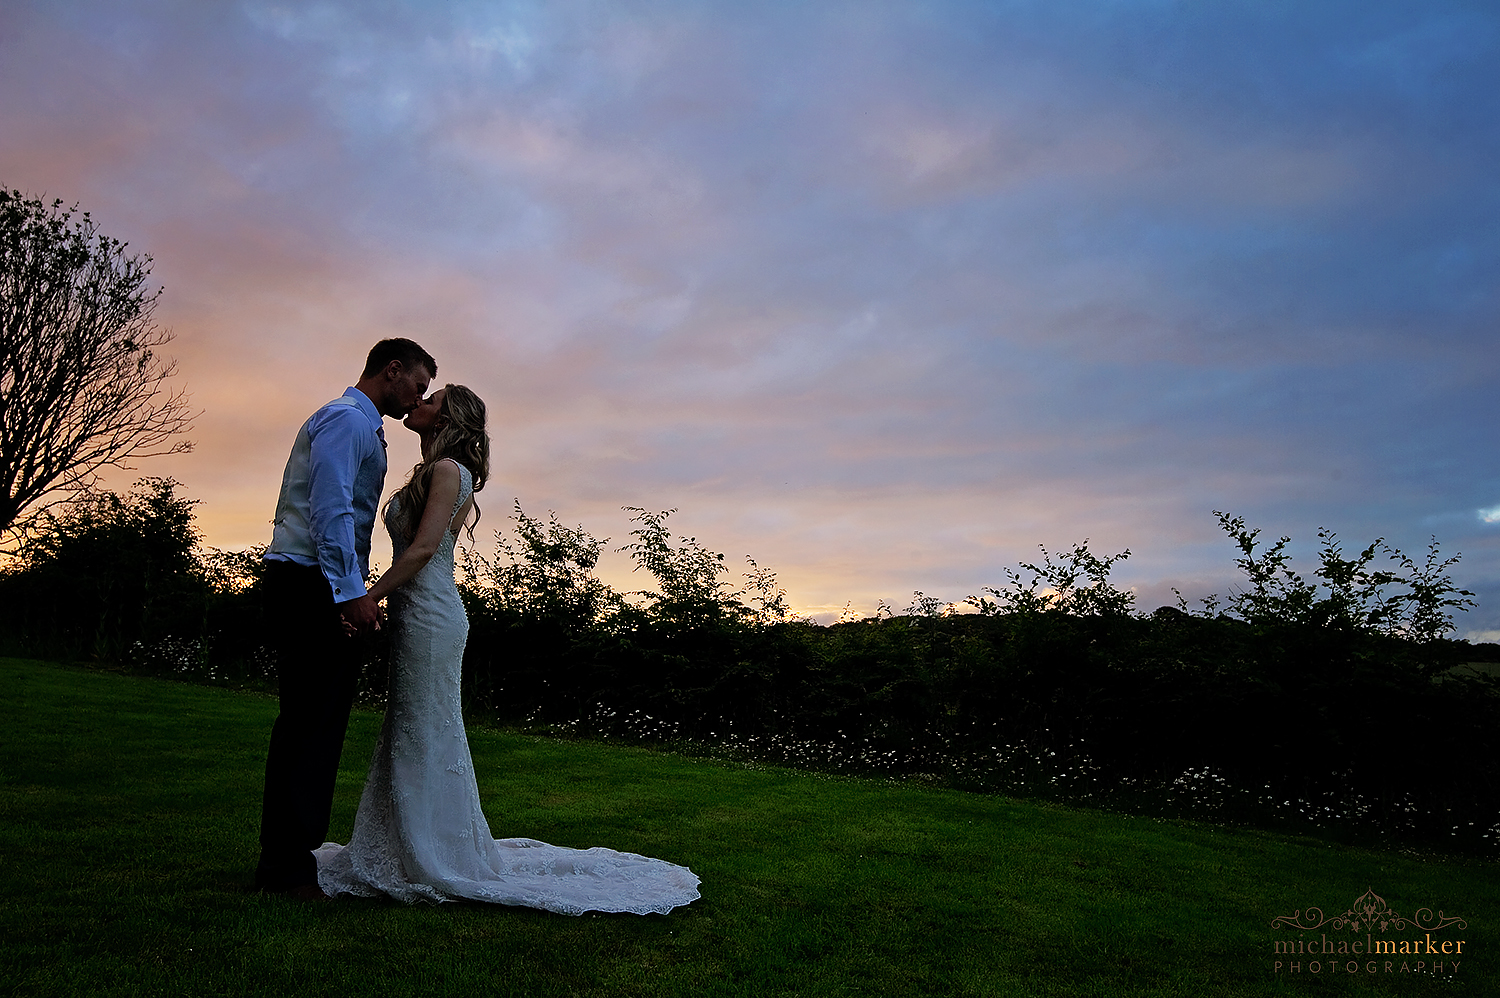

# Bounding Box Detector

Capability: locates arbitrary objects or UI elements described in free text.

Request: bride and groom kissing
[253,338,700,914]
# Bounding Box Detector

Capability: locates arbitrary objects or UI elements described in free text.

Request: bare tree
[0,188,194,538]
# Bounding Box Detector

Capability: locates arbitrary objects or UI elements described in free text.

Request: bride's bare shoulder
[435,457,471,486]
[430,457,462,481]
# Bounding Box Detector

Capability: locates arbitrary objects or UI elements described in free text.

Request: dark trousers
[254,560,362,891]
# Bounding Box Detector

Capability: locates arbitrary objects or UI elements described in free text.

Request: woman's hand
[338,593,382,636]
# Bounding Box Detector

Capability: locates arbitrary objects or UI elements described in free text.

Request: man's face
[403,387,447,434]
[386,363,433,417]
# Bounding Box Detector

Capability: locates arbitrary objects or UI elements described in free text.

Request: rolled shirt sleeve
[305,402,384,602]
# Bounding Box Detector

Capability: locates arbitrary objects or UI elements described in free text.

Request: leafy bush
[1200,511,1477,643]
[0,478,204,662]
[3,485,1495,848]
[966,540,1135,617]
[0,477,270,682]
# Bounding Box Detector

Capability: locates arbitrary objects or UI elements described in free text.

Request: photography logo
[1271,888,1466,977]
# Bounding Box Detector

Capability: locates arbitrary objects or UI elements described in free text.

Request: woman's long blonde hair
[386,383,490,544]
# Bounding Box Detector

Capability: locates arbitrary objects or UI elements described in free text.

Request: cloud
[3,0,1499,629]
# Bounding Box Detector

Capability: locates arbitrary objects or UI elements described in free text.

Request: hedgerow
[3,481,1496,848]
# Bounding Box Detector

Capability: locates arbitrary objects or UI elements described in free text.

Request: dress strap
[439,459,473,533]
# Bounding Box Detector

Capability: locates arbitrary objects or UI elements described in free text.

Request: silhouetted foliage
[1,478,202,661]
[1194,511,1477,644]
[2,488,1494,849]
[0,187,194,539]
[0,478,267,680]
[446,504,1495,848]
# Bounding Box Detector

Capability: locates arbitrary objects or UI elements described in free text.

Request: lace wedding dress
[316,460,700,914]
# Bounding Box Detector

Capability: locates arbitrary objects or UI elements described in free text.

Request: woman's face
[404,388,447,434]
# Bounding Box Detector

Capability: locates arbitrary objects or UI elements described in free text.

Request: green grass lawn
[1,657,1494,997]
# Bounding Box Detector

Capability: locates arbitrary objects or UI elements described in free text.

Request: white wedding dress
[316,461,700,914]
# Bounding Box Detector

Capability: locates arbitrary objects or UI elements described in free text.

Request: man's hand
[339,594,382,636]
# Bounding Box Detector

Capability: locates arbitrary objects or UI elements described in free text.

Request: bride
[316,385,700,914]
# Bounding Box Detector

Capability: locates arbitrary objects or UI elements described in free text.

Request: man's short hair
[362,338,437,379]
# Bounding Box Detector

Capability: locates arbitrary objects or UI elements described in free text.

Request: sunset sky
[3,1,1497,630]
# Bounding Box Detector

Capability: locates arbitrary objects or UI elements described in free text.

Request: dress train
[315,461,700,914]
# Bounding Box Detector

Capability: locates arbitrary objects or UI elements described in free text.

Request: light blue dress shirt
[265,388,388,602]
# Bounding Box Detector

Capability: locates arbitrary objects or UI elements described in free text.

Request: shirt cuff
[326,573,368,602]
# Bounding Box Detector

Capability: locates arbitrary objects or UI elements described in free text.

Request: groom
[254,338,436,899]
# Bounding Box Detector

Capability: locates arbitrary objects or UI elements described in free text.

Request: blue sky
[3,0,1497,628]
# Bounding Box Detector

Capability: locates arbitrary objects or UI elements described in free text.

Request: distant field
[1,657,1495,997]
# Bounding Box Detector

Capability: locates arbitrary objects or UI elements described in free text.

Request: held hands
[339,593,383,637]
